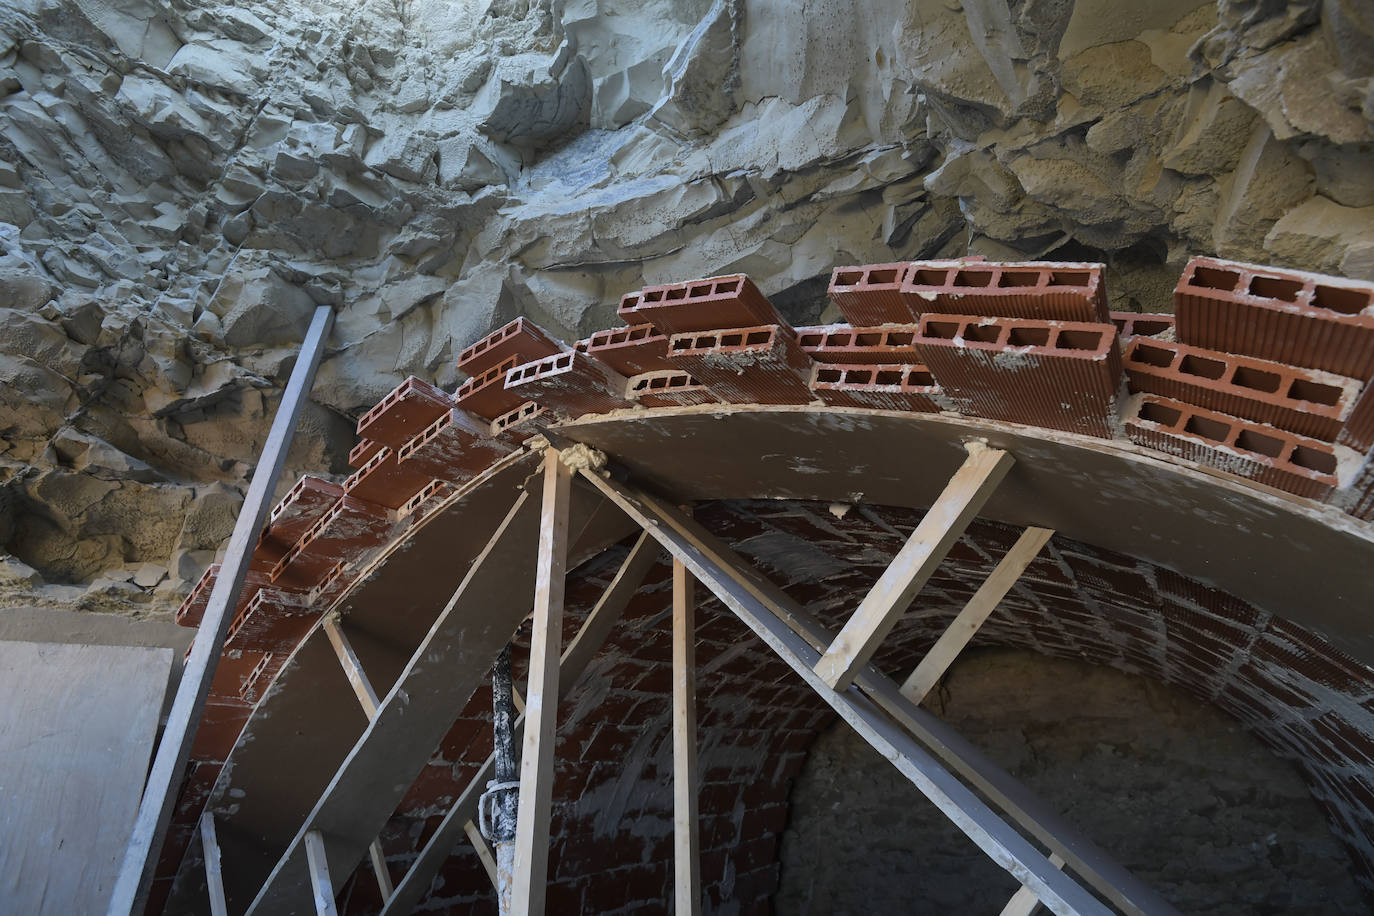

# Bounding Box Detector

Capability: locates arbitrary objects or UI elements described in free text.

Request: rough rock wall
[0,0,1370,609]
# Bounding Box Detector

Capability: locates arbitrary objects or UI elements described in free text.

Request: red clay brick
[1124,393,1339,499]
[454,354,526,420]
[1174,256,1374,379]
[1124,337,1362,441]
[626,368,720,408]
[490,399,547,443]
[347,437,383,469]
[1111,311,1176,339]
[174,566,275,628]
[344,446,434,510]
[900,260,1109,322]
[621,274,786,335]
[1338,383,1374,453]
[456,317,564,377]
[225,587,315,653]
[914,315,1123,437]
[809,363,943,412]
[265,476,344,548]
[827,262,916,325]
[667,324,816,405]
[576,323,673,375]
[355,377,454,450]
[504,350,633,420]
[396,407,515,484]
[793,323,924,364]
[270,495,393,589]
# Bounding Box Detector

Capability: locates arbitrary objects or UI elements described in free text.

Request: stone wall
[0,0,1371,610]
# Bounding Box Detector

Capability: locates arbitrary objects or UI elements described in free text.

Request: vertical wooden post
[672,559,702,916]
[109,305,334,916]
[509,449,572,916]
[304,830,340,916]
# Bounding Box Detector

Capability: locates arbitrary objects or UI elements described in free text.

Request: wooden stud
[1001,853,1067,916]
[304,830,340,916]
[379,532,659,916]
[368,840,394,902]
[463,820,500,888]
[900,526,1054,704]
[322,614,381,718]
[510,448,573,916]
[110,306,335,916]
[672,559,702,916]
[200,812,228,916]
[814,442,1013,690]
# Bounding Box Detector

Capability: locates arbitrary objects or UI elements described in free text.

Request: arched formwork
[153,259,1374,915]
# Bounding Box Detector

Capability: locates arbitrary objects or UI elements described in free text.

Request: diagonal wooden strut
[110,305,335,916]
[900,526,1055,705]
[814,442,1013,690]
[304,830,339,916]
[199,813,228,916]
[579,466,1181,916]
[379,531,660,916]
[510,448,573,916]
[1003,853,1067,916]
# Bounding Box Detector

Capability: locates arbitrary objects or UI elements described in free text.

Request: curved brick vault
[158,257,1374,913]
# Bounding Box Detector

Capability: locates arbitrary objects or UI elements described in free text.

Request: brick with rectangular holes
[809,363,943,412]
[620,275,785,335]
[576,323,673,375]
[827,263,915,325]
[900,260,1109,322]
[666,325,816,405]
[396,407,515,484]
[355,377,454,450]
[504,350,633,420]
[455,354,528,420]
[457,317,564,377]
[626,369,720,408]
[1111,311,1176,340]
[793,324,923,364]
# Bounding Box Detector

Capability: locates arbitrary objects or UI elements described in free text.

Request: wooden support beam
[672,559,702,916]
[200,813,228,916]
[110,305,335,916]
[463,820,500,888]
[379,532,659,916]
[578,467,1180,916]
[510,448,573,916]
[814,442,1013,690]
[368,841,394,901]
[323,614,381,718]
[1001,853,1066,916]
[900,526,1054,705]
[304,830,340,916]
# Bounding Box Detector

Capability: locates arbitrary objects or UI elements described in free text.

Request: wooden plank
[462,820,499,888]
[511,448,574,916]
[200,813,228,916]
[0,641,172,916]
[323,615,381,718]
[379,532,659,916]
[579,469,1178,916]
[304,831,339,916]
[672,560,702,916]
[368,840,394,901]
[110,305,334,916]
[814,442,1013,690]
[1002,854,1066,916]
[900,526,1055,704]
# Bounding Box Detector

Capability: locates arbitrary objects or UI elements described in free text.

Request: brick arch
[336,498,1374,913]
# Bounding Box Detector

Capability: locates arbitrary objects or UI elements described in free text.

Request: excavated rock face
[0,0,1370,609]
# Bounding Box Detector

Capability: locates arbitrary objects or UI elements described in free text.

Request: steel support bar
[580,466,1179,916]
[672,559,702,916]
[815,442,1013,690]
[380,532,659,916]
[510,449,573,916]
[900,526,1055,705]
[110,304,334,916]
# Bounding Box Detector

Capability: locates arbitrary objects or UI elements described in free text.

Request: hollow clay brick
[456,317,564,377]
[1339,457,1374,521]
[1123,393,1338,500]
[626,369,720,408]
[252,476,346,572]
[577,324,673,375]
[1124,338,1362,441]
[666,325,816,405]
[900,260,1109,323]
[827,263,916,325]
[348,437,383,469]
[1111,311,1176,339]
[225,587,315,653]
[809,363,943,412]
[344,446,434,510]
[455,354,527,420]
[491,400,548,443]
[1337,383,1374,453]
[355,377,454,450]
[793,324,924,364]
[621,275,786,335]
[396,407,516,484]
[1173,256,1374,379]
[175,566,276,629]
[505,350,633,420]
[270,495,393,590]
[914,315,1123,438]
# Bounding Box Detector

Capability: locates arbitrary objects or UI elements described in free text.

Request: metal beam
[814,442,1013,690]
[510,449,573,916]
[673,559,702,916]
[580,466,1179,916]
[109,304,334,916]
[380,532,659,916]
[900,526,1055,704]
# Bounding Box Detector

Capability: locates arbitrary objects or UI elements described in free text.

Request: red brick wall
[338,498,1374,912]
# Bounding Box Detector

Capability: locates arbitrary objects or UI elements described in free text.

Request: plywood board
[0,640,173,915]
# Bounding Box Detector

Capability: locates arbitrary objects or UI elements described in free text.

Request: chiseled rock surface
[0,0,1369,612]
